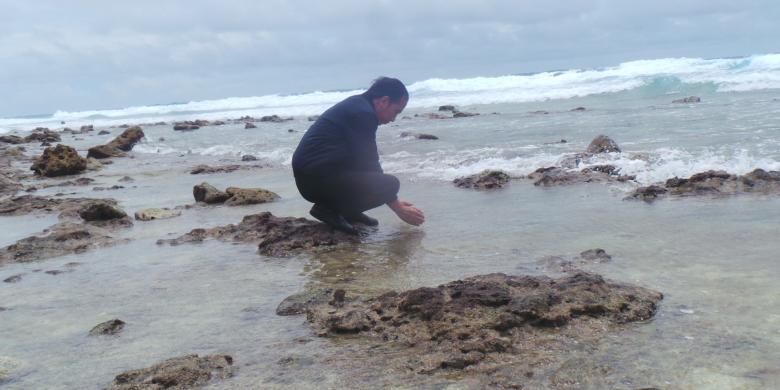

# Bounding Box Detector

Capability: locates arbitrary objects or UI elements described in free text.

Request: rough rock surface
[400,131,438,140]
[0,128,61,145]
[528,166,635,186]
[277,288,335,316]
[87,127,145,159]
[0,195,120,217]
[192,182,230,204]
[586,135,621,154]
[0,222,125,264]
[224,187,279,206]
[260,115,292,123]
[305,272,662,376]
[626,169,780,202]
[536,249,613,273]
[190,163,268,175]
[453,170,511,190]
[79,202,128,221]
[157,212,359,256]
[135,208,181,221]
[89,319,125,336]
[107,354,234,389]
[30,144,87,177]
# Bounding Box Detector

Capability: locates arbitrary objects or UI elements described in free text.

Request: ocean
[0,54,779,388]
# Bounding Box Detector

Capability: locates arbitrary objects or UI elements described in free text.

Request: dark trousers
[294,172,400,216]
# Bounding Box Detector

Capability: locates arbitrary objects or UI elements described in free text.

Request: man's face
[375,96,408,125]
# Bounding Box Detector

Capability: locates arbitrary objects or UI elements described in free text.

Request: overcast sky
[1,0,777,117]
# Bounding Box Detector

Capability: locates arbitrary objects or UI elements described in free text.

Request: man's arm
[388,198,425,226]
[348,112,383,173]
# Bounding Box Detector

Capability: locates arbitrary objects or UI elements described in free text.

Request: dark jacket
[292,95,382,176]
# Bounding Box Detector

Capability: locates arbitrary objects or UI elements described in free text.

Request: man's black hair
[362,77,408,103]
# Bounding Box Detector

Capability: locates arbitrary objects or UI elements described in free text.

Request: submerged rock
[30,144,87,177]
[625,169,780,202]
[78,202,128,221]
[528,165,634,186]
[672,96,701,103]
[89,319,125,336]
[400,131,438,140]
[277,288,335,316]
[0,195,118,217]
[107,354,233,389]
[305,272,662,375]
[157,212,359,256]
[453,170,511,190]
[260,115,293,123]
[87,127,145,159]
[134,208,181,221]
[0,222,126,264]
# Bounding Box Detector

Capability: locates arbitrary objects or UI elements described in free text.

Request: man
[292,77,425,234]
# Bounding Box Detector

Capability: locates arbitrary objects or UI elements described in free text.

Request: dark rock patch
[78,202,128,221]
[400,131,438,140]
[89,319,125,336]
[157,212,359,257]
[107,354,233,390]
[0,196,120,217]
[625,169,780,202]
[193,182,230,204]
[438,105,456,112]
[244,122,256,129]
[260,115,293,123]
[87,127,145,159]
[277,288,335,316]
[454,170,511,190]
[30,144,87,177]
[452,111,479,118]
[305,272,662,375]
[0,222,127,264]
[571,106,587,111]
[586,135,621,154]
[3,274,23,283]
[528,165,634,186]
[672,96,701,103]
[241,155,257,162]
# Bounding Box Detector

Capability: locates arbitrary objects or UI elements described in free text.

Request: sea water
[0,54,779,389]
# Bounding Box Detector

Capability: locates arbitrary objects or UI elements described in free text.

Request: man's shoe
[345,212,379,226]
[310,204,358,235]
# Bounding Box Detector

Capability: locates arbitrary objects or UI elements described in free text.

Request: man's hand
[388,199,425,226]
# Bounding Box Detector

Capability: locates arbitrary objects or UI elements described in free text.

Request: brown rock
[157,212,359,257]
[224,187,280,206]
[78,202,128,221]
[89,319,125,336]
[107,354,233,389]
[454,170,511,190]
[672,96,701,103]
[586,135,621,154]
[193,182,230,204]
[400,132,438,140]
[244,122,257,129]
[30,144,87,177]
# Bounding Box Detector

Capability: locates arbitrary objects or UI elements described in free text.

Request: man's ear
[376,96,390,108]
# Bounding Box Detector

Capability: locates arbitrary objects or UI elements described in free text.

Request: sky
[1,0,778,117]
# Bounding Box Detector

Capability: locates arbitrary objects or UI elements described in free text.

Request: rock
[400,131,438,140]
[306,272,662,375]
[157,212,360,257]
[118,176,134,182]
[260,115,293,123]
[453,170,511,190]
[438,105,456,112]
[307,115,320,122]
[190,164,240,174]
[453,111,479,118]
[0,195,120,217]
[0,135,24,144]
[80,125,95,132]
[107,354,233,390]
[579,248,612,262]
[244,122,256,129]
[193,182,230,204]
[224,187,280,206]
[173,123,200,131]
[134,208,181,221]
[30,144,87,177]
[79,202,128,221]
[530,110,550,115]
[287,129,296,133]
[586,135,621,154]
[87,127,145,159]
[571,107,586,111]
[241,155,257,162]
[673,96,701,103]
[528,166,631,186]
[97,130,110,135]
[625,185,668,202]
[25,128,61,143]
[0,222,126,264]
[277,288,334,315]
[0,174,22,196]
[89,319,125,336]
[3,274,23,283]
[92,185,124,191]
[190,163,268,174]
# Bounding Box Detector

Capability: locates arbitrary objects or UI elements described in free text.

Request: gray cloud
[0,0,777,116]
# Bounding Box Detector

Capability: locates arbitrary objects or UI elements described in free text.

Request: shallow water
[1,89,779,389]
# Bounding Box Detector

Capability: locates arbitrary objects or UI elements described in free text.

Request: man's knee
[383,174,400,195]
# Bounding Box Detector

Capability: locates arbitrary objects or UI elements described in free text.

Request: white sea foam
[2,54,779,131]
